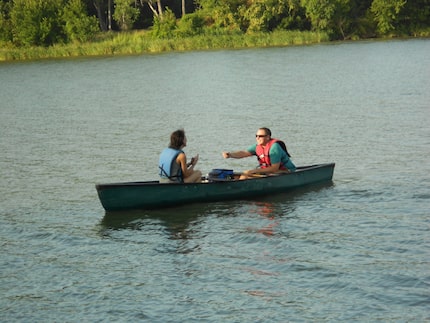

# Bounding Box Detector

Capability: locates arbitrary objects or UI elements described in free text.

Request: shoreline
[1,30,428,63]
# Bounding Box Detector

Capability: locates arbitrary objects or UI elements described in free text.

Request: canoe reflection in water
[99,203,210,240]
[99,181,333,239]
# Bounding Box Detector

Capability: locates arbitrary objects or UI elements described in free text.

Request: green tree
[300,0,351,39]
[176,12,205,36]
[152,8,177,38]
[276,0,309,31]
[0,0,12,42]
[399,0,430,35]
[346,0,374,38]
[113,0,139,30]
[10,0,64,46]
[196,0,243,31]
[240,0,300,32]
[370,0,406,35]
[63,0,99,42]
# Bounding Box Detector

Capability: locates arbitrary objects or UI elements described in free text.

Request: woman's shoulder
[176,151,186,159]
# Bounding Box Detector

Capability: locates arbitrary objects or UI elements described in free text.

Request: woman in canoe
[159,129,202,183]
[222,127,296,179]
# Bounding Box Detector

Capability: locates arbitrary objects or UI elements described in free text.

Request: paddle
[246,173,268,178]
[234,172,268,180]
[238,172,284,179]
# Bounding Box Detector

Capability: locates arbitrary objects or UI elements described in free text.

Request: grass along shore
[0,30,329,62]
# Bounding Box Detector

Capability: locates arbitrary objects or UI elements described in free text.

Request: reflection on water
[100,204,205,237]
[256,181,335,204]
[99,182,335,242]
[253,202,279,236]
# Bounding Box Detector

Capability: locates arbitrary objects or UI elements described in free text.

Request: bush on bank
[0,30,330,61]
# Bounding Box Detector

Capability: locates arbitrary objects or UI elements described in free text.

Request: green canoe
[96,163,335,211]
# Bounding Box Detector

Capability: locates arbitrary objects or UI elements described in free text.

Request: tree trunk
[182,0,186,17]
[157,0,163,19]
[141,0,162,19]
[108,0,112,30]
[94,0,107,31]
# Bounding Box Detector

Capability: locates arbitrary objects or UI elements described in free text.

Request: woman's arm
[177,153,198,178]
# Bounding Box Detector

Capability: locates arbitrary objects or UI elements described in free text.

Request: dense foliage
[0,0,429,47]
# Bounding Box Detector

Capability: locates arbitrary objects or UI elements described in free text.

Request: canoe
[96,163,335,211]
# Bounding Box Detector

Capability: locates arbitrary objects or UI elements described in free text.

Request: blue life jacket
[159,148,183,182]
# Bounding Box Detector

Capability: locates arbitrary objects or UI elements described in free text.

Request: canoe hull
[96,163,335,211]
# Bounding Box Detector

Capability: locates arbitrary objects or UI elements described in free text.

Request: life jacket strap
[159,166,183,183]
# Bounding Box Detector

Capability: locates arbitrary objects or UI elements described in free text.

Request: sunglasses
[255,134,267,138]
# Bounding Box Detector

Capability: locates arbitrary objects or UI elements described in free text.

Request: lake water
[1,39,429,322]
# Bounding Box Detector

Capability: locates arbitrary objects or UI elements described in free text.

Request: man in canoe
[222,127,296,179]
[159,129,202,183]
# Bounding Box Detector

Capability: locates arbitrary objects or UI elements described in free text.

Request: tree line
[0,0,429,47]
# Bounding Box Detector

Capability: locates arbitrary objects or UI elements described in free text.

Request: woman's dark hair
[169,129,185,149]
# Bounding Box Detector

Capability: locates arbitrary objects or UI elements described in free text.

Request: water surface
[1,39,429,321]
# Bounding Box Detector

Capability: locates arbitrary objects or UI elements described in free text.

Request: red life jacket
[255,139,287,170]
